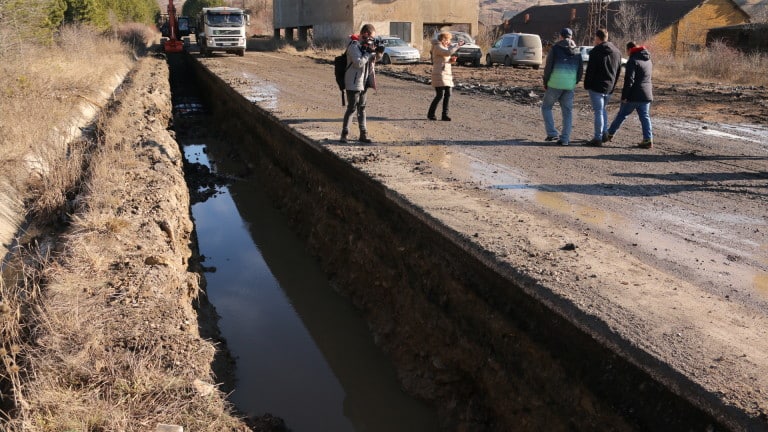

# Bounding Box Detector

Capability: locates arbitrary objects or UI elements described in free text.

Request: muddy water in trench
[176,118,437,430]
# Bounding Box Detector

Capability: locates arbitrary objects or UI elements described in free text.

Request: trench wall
[188,57,732,431]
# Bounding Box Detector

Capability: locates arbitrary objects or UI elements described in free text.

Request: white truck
[197,7,249,57]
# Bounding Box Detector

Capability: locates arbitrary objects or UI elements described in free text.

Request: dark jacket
[621,46,653,102]
[584,41,622,94]
[542,39,582,90]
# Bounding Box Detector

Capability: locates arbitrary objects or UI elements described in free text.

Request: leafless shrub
[0,0,56,56]
[655,41,768,86]
[475,23,502,52]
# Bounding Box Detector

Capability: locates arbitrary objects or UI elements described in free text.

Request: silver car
[486,33,542,69]
[376,36,421,65]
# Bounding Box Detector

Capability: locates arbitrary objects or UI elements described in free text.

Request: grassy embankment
[0,24,247,430]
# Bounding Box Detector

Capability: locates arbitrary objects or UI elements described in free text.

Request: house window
[390,22,411,42]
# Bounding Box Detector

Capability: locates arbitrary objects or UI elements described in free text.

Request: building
[707,23,768,52]
[273,0,479,50]
[504,0,749,54]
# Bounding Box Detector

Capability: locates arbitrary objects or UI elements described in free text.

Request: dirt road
[198,51,768,428]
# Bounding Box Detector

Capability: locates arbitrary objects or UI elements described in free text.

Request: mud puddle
[181,142,438,431]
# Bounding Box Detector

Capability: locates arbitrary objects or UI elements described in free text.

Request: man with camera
[340,24,385,144]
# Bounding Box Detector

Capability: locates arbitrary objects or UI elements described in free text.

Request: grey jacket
[344,39,382,91]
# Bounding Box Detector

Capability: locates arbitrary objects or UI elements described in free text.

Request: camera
[361,37,385,54]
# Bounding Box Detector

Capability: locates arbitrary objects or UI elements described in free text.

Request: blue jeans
[541,88,574,144]
[608,102,653,141]
[588,90,611,141]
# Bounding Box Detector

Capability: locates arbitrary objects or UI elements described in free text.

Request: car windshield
[382,38,406,47]
[205,12,244,27]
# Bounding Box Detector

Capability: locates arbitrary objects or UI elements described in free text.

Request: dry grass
[0,22,245,431]
[0,24,145,424]
[653,42,768,87]
[0,40,247,429]
[0,25,136,216]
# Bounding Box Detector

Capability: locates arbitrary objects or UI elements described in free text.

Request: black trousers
[428,86,451,118]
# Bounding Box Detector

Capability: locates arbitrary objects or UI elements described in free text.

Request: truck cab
[197,7,249,57]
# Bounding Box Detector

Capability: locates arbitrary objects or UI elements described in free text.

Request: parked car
[431,31,482,67]
[486,33,542,69]
[375,35,421,64]
[579,46,628,67]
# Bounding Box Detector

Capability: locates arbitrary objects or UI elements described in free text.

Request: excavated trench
[168,52,728,431]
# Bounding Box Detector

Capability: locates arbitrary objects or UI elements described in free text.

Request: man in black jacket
[606,41,654,148]
[583,29,622,146]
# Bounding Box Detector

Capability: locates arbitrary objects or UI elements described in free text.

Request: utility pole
[587,0,608,44]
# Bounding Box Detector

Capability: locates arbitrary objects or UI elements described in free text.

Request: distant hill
[480,0,768,24]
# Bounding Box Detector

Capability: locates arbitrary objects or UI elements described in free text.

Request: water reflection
[184,144,437,432]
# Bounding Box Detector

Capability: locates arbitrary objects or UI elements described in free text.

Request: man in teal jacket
[541,28,583,146]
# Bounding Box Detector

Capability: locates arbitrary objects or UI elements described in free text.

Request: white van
[486,33,542,69]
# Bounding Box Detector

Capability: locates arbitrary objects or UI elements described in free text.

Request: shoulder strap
[345,40,354,70]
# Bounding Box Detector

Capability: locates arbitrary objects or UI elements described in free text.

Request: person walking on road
[428,31,464,121]
[605,41,654,148]
[583,29,622,146]
[340,23,384,144]
[541,28,583,146]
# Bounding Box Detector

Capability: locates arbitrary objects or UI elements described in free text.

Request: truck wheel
[237,49,245,56]
[472,57,480,67]
[485,54,492,67]
[504,56,512,67]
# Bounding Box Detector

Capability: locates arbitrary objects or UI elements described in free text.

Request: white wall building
[273,0,479,49]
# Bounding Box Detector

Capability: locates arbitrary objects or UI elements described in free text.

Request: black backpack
[334,43,353,106]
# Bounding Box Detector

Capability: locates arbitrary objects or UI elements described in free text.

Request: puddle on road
[183,144,437,432]
[241,72,279,109]
[656,118,768,147]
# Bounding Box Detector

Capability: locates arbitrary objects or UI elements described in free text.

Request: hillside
[481,0,767,24]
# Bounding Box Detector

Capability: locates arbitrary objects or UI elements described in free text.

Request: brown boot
[358,131,372,143]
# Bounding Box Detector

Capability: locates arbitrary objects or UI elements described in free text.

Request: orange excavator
[163,1,184,53]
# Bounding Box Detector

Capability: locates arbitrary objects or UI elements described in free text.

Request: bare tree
[611,1,659,47]
[224,0,271,34]
[0,0,55,57]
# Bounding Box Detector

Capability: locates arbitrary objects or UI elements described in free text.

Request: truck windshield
[205,13,243,27]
